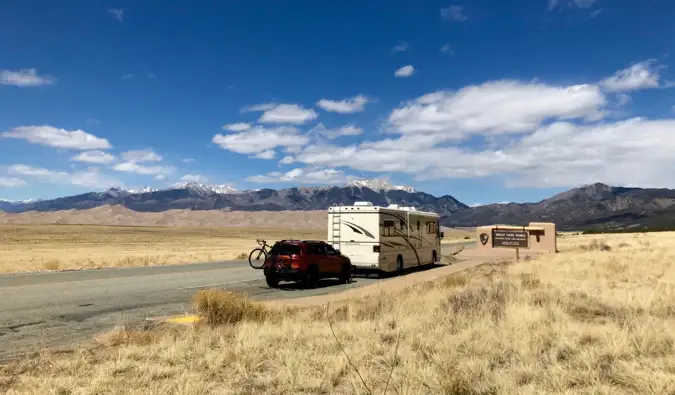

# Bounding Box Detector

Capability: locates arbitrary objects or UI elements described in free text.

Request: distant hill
[0,180,468,217]
[4,181,675,231]
[443,183,675,231]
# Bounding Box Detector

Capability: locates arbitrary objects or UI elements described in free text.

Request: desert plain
[0,206,474,273]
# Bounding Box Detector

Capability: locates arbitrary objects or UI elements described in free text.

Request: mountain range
[2,179,675,231]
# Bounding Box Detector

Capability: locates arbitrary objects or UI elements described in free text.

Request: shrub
[579,239,611,252]
[192,289,272,326]
[235,252,248,260]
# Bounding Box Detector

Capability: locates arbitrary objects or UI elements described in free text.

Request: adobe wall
[475,222,557,253]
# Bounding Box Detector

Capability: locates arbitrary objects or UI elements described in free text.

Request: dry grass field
[3,231,675,394]
[0,224,473,274]
[0,225,326,273]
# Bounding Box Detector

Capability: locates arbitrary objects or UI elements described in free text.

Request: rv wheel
[396,256,404,276]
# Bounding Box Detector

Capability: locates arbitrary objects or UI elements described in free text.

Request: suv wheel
[303,265,319,289]
[265,275,279,288]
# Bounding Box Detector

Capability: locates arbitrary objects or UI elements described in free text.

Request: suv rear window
[269,243,302,256]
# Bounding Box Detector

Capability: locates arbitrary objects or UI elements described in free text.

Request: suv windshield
[269,243,301,256]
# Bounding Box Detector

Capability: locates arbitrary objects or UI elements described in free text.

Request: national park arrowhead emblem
[480,233,489,245]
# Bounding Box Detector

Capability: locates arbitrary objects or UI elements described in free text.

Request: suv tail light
[373,245,380,253]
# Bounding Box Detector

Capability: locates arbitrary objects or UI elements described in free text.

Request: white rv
[327,201,444,274]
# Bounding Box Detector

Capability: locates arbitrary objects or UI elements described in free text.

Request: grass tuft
[192,289,273,326]
[579,238,612,251]
[42,259,61,271]
[235,252,248,260]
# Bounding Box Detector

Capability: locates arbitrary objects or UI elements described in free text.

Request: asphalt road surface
[0,241,475,360]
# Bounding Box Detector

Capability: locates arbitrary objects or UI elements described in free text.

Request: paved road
[0,241,475,359]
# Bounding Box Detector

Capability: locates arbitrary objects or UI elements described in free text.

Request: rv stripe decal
[341,220,376,239]
[343,223,363,235]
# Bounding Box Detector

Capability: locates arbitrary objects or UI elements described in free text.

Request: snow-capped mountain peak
[100,186,157,197]
[0,198,44,204]
[346,178,416,193]
[170,182,240,195]
[127,186,158,194]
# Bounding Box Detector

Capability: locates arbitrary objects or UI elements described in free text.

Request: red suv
[263,240,352,288]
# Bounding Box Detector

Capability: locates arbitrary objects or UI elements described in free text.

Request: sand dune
[0,205,328,229]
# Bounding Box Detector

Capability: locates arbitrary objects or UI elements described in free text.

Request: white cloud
[154,174,166,181]
[599,60,662,92]
[9,164,65,177]
[440,44,454,54]
[309,123,363,139]
[182,158,196,163]
[246,167,349,184]
[440,6,467,21]
[316,95,369,113]
[395,65,415,78]
[278,69,675,189]
[86,118,101,125]
[212,125,309,155]
[294,117,675,189]
[2,125,112,150]
[69,171,120,189]
[121,73,134,79]
[391,41,409,52]
[112,162,173,176]
[573,0,597,8]
[121,149,162,163]
[0,68,56,87]
[240,103,278,113]
[253,149,276,160]
[147,73,157,80]
[0,177,27,187]
[616,93,631,106]
[180,174,208,183]
[386,80,606,140]
[8,164,119,189]
[71,150,116,164]
[222,122,251,132]
[279,156,295,165]
[549,0,598,10]
[256,104,318,124]
[106,7,124,21]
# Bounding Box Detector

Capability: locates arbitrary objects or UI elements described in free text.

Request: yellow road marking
[163,315,200,324]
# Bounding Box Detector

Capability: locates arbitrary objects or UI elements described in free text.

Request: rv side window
[400,220,404,230]
[417,221,420,230]
[381,220,395,236]
[426,222,437,234]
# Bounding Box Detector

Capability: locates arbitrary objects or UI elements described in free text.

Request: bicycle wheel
[248,248,267,269]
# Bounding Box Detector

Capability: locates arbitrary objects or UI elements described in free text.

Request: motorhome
[327,201,444,274]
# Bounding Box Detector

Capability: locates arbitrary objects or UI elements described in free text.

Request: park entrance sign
[492,229,529,248]
[475,222,557,254]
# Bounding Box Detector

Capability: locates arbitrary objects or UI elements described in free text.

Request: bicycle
[248,239,271,269]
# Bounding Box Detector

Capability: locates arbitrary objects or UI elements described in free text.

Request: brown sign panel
[492,229,529,248]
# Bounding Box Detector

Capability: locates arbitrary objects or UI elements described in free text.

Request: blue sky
[2,0,675,206]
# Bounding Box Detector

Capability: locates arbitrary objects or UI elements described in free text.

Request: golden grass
[0,224,471,273]
[0,224,325,273]
[192,289,275,326]
[3,231,675,394]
